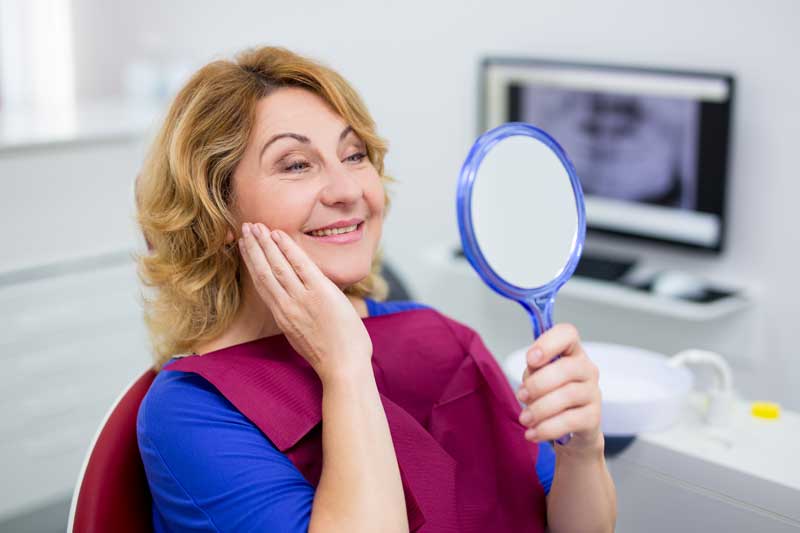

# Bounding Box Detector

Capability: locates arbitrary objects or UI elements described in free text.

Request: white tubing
[669,349,734,425]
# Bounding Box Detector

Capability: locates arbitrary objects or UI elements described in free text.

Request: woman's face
[231,87,385,289]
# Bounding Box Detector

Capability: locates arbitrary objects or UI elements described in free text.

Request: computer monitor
[481,57,734,253]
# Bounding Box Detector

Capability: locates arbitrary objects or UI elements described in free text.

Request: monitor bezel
[479,56,735,254]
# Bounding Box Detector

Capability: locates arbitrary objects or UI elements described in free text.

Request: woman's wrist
[548,430,616,533]
[554,431,605,463]
[319,357,376,390]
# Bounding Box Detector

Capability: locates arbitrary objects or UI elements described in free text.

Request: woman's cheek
[368,179,387,217]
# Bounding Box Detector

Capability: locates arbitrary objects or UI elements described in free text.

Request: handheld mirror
[456,122,586,445]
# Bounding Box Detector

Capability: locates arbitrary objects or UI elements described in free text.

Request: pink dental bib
[169,308,547,532]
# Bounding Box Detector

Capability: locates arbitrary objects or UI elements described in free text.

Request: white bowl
[502,341,693,436]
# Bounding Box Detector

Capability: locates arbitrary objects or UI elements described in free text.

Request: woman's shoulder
[136,364,242,446]
[139,363,220,411]
[136,364,316,531]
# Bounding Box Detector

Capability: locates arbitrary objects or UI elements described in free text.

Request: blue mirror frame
[456,122,587,340]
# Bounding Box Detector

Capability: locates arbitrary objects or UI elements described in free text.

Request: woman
[136,46,616,532]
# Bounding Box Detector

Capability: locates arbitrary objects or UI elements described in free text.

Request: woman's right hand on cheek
[238,222,373,384]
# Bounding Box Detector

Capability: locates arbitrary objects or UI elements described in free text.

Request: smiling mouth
[305,221,363,237]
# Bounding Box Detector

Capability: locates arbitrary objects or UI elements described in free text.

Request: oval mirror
[456,122,586,444]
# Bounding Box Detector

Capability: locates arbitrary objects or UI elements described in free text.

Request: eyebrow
[260,126,356,160]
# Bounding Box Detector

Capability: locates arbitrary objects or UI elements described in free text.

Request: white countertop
[638,394,800,492]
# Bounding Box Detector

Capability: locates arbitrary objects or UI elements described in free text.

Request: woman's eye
[283,159,310,173]
[345,152,367,163]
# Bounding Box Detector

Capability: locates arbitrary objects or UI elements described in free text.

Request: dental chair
[67,369,156,533]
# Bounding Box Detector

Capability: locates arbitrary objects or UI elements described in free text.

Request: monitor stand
[574,252,637,283]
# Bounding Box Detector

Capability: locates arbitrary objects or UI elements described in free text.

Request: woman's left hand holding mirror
[515,324,604,453]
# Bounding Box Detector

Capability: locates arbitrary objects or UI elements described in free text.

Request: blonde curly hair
[136,46,391,369]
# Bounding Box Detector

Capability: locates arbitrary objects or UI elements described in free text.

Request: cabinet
[609,402,800,532]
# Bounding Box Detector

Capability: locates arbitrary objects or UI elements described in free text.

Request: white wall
[71,0,800,407]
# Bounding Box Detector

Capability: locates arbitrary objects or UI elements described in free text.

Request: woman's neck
[192,281,368,356]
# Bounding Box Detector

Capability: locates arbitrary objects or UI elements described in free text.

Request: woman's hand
[516,323,603,453]
[238,222,373,384]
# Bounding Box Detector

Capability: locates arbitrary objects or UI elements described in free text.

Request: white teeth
[309,224,358,237]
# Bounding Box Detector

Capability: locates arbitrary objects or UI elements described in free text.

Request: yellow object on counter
[751,402,781,419]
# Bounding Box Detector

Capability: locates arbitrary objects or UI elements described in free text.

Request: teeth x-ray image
[511,85,700,210]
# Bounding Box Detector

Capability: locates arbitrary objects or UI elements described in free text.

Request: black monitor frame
[479,56,735,254]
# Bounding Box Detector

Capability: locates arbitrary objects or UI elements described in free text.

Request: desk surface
[609,400,800,531]
[638,395,800,492]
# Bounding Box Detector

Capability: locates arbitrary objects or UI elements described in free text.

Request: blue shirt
[137,299,555,532]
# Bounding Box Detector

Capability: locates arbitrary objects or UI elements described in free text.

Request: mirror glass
[470,135,579,289]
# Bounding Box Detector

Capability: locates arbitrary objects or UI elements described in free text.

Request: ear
[225,228,235,244]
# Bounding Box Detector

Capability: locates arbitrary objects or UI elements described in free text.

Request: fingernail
[271,230,282,241]
[525,428,538,441]
[242,223,251,236]
[519,410,533,425]
[528,348,543,365]
[253,224,263,237]
[516,388,529,402]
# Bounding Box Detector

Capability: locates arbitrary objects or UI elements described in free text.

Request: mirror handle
[525,296,573,446]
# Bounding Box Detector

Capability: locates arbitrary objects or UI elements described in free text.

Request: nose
[320,163,362,206]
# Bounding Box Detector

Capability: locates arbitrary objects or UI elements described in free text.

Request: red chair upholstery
[68,369,156,532]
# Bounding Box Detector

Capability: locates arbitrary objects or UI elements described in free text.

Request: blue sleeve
[365,298,430,317]
[536,441,555,495]
[137,369,314,532]
[366,298,555,495]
